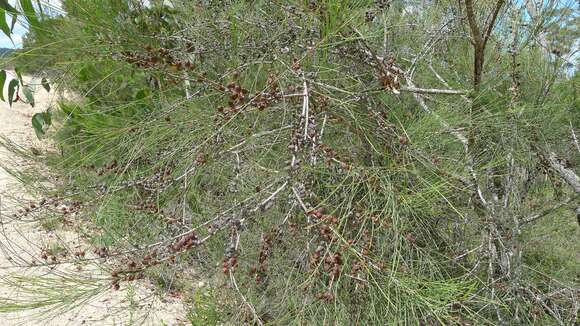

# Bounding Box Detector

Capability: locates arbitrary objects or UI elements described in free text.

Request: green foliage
[0,69,5,101]
[31,109,51,138]
[41,77,49,92]
[0,0,17,13]
[7,78,17,106]
[22,84,34,106]
[19,0,39,29]
[0,8,12,41]
[186,289,222,326]
[2,0,579,324]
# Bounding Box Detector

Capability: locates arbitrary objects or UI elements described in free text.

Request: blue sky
[0,0,168,49]
[0,0,62,49]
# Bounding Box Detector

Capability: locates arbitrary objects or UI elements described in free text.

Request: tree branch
[428,64,473,102]
[570,122,580,154]
[400,86,468,95]
[464,0,483,47]
[520,196,577,225]
[547,152,580,193]
[482,0,505,46]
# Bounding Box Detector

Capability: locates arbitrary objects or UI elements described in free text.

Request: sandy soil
[0,72,186,325]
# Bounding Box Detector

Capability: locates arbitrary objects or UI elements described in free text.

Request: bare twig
[230,232,264,326]
[399,86,467,95]
[520,287,565,326]
[520,196,578,225]
[428,64,473,103]
[291,187,309,214]
[570,122,580,154]
[546,152,580,193]
[227,125,292,152]
[302,80,309,143]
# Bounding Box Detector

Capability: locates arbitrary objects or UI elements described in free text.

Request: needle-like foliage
[1,0,578,324]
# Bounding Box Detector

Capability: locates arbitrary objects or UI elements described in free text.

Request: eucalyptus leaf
[10,12,16,32]
[0,8,12,40]
[23,85,34,107]
[8,79,18,107]
[19,0,39,29]
[0,0,17,13]
[14,67,23,85]
[31,112,44,138]
[41,77,50,92]
[0,70,6,102]
[31,110,51,139]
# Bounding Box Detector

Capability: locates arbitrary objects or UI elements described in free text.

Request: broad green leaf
[0,9,12,40]
[22,85,34,107]
[41,77,50,92]
[19,0,39,29]
[14,67,23,85]
[10,12,17,32]
[31,112,44,138]
[0,70,6,102]
[7,79,18,106]
[0,0,17,13]
[31,110,51,139]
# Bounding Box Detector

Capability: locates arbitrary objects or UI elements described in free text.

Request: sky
[0,0,167,49]
[0,0,62,49]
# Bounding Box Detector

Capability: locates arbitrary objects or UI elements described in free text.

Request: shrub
[3,0,579,324]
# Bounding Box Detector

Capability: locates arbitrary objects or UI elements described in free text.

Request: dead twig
[229,231,264,326]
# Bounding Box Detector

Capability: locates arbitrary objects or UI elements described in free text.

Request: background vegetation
[1,0,579,324]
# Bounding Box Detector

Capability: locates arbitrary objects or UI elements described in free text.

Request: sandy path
[0,73,186,325]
